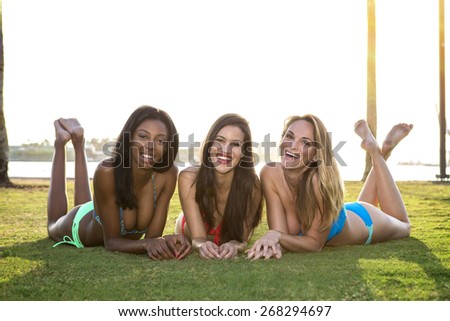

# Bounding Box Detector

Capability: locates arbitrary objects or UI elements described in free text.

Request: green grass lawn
[0,179,449,301]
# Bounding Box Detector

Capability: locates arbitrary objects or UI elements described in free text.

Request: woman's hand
[247,230,283,260]
[144,237,175,260]
[198,241,221,259]
[164,234,192,260]
[218,242,241,259]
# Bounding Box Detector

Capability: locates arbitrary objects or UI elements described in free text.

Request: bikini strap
[151,173,157,209]
[53,202,91,249]
[53,235,79,248]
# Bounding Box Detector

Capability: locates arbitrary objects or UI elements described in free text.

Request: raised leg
[59,118,92,205]
[357,123,413,206]
[354,120,410,224]
[47,119,72,231]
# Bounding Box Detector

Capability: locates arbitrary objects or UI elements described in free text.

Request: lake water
[7,161,450,181]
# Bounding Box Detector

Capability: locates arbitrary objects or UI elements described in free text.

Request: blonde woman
[247,115,412,259]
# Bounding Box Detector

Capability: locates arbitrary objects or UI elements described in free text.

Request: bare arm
[93,164,175,259]
[145,166,177,239]
[277,222,328,253]
[178,168,221,259]
[247,165,285,259]
[248,166,329,259]
[277,174,329,252]
[146,166,191,259]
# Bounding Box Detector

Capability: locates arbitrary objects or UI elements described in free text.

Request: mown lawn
[0,179,449,300]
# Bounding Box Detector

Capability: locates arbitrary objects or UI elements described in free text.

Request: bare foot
[54,119,71,145]
[382,123,413,159]
[59,118,84,146]
[354,120,380,154]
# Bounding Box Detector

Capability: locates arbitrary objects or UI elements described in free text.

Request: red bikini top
[181,215,223,245]
[205,221,223,246]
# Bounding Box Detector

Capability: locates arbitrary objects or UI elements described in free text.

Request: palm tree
[363,0,377,181]
[438,0,449,179]
[0,3,12,187]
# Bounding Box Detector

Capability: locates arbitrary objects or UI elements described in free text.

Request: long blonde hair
[282,115,344,232]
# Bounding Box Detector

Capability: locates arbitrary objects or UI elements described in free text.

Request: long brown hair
[281,115,344,231]
[112,106,178,209]
[195,114,262,244]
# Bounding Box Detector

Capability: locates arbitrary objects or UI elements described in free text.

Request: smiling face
[131,119,168,169]
[209,125,245,175]
[280,119,317,170]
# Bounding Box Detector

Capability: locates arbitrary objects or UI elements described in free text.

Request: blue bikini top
[93,174,157,236]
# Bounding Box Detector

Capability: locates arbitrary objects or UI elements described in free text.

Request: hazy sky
[2,0,448,170]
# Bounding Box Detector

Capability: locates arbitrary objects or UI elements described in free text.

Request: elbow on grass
[103,243,115,252]
[103,239,120,252]
[290,244,323,254]
[309,245,324,253]
[306,241,325,253]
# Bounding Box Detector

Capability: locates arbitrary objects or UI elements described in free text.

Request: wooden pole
[438,0,449,180]
[363,0,377,181]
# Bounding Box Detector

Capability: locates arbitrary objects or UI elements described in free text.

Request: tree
[437,0,449,179]
[362,0,377,181]
[0,3,12,187]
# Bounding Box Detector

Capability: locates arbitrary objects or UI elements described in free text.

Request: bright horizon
[2,0,449,171]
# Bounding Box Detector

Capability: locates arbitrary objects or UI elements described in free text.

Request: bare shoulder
[93,160,116,194]
[179,166,199,179]
[94,160,115,182]
[260,162,283,181]
[156,164,178,181]
[178,166,199,191]
[153,166,178,193]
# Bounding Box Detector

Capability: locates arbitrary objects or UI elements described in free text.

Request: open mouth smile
[139,152,155,165]
[285,151,300,159]
[216,153,232,165]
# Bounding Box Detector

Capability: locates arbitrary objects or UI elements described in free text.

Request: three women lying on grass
[247,115,413,260]
[48,106,191,260]
[47,106,412,260]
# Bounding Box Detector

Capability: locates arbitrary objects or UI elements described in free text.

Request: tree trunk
[438,0,449,179]
[363,0,377,181]
[0,8,12,187]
